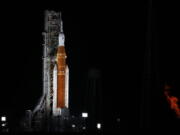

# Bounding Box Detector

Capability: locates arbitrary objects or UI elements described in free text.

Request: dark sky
[0,0,180,131]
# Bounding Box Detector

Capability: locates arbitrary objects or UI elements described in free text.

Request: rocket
[32,11,69,117]
[52,16,69,116]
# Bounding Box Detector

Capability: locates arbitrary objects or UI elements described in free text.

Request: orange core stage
[57,46,66,108]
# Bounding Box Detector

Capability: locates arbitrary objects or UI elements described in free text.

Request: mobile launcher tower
[21,11,71,132]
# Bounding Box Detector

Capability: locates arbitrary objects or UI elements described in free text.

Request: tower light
[97,123,101,130]
[82,112,88,118]
[1,116,6,122]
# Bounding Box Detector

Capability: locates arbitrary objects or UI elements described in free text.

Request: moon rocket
[32,11,69,117]
[22,11,71,132]
[52,20,69,116]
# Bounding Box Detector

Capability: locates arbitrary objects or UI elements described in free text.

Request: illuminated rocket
[33,11,69,117]
[52,18,69,116]
[20,11,72,132]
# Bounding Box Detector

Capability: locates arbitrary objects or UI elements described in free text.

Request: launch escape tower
[21,11,70,132]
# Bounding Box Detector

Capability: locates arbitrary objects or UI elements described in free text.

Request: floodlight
[97,123,101,129]
[1,116,6,122]
[82,112,88,118]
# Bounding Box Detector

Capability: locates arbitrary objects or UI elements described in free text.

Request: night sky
[0,0,180,132]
